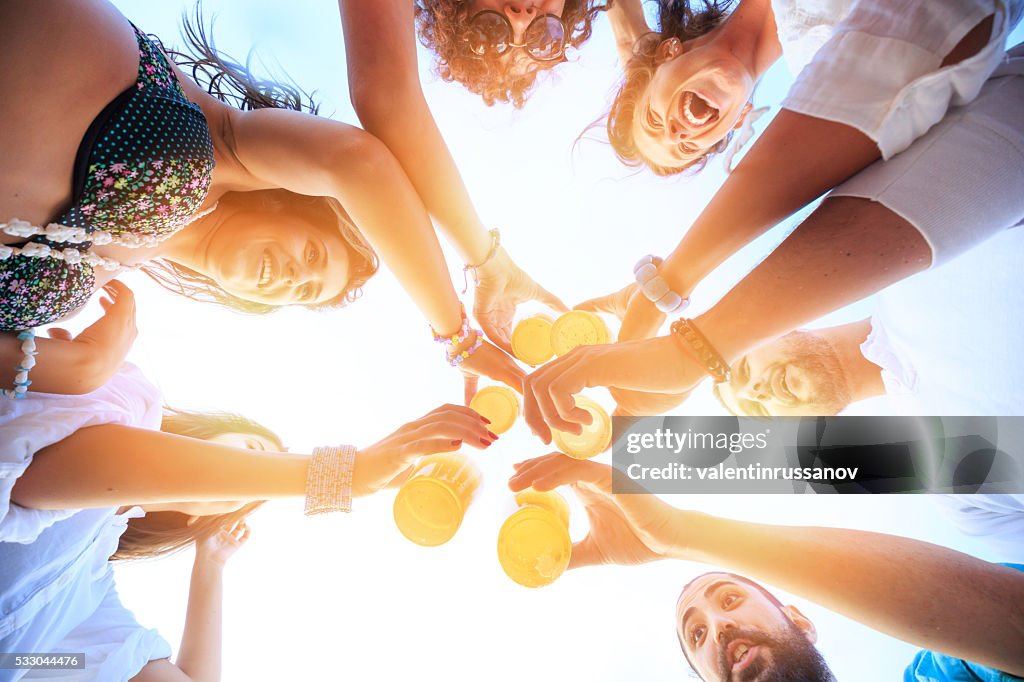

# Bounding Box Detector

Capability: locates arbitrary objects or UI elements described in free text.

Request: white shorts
[830,45,1024,266]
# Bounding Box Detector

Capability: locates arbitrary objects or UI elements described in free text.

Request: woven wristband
[303,445,357,515]
[670,319,731,383]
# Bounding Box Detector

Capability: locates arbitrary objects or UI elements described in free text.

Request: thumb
[535,285,569,314]
[47,327,74,341]
[568,536,603,569]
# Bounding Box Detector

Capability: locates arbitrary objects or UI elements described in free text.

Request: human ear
[782,605,818,644]
[654,37,684,65]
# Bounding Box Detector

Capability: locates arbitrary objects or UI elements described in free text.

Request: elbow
[328,130,403,189]
[348,79,424,138]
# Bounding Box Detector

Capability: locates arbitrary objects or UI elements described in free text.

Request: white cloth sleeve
[20,580,173,682]
[782,0,1021,159]
[0,364,163,543]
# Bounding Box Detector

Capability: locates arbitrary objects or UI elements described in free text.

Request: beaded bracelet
[670,318,731,383]
[430,303,485,367]
[303,445,357,515]
[634,255,689,313]
[462,228,501,294]
[1,330,38,400]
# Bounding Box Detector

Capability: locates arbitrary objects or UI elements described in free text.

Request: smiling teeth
[682,92,714,126]
[734,644,749,663]
[258,254,272,287]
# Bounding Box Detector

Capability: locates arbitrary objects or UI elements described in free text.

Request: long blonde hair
[111,408,284,561]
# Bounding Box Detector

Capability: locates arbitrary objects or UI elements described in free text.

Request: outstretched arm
[11,404,495,510]
[510,456,1024,676]
[620,15,997,342]
[338,0,492,267]
[336,0,567,351]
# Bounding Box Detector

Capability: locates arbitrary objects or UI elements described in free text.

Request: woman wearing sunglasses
[339,1,585,384]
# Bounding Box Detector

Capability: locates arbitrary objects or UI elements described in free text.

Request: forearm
[339,0,491,266]
[694,195,930,363]
[329,145,464,334]
[679,511,1024,674]
[175,562,224,682]
[11,425,309,510]
[1,333,108,395]
[661,111,881,295]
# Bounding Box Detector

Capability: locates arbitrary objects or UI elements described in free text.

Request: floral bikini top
[0,23,215,332]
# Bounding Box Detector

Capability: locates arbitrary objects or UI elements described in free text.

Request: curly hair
[414,0,610,108]
[111,407,285,561]
[606,0,735,176]
[143,5,378,314]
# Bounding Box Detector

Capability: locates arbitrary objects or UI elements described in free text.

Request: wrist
[474,244,509,278]
[192,554,228,574]
[661,509,710,562]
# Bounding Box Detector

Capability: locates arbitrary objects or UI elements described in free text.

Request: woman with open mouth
[524,0,1024,422]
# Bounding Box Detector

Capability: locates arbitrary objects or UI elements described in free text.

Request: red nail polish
[451,439,462,446]
[481,417,492,424]
[480,438,492,446]
[487,431,498,439]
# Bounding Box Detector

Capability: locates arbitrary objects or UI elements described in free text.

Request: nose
[666,117,689,143]
[283,259,310,287]
[737,378,769,403]
[713,617,737,644]
[504,1,537,37]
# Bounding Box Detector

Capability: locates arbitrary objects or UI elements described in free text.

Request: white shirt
[0,365,172,681]
[776,0,1024,159]
[859,226,1024,415]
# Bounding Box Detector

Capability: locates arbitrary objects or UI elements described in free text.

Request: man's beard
[714,624,835,682]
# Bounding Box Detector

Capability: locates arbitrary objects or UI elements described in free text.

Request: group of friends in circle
[2,0,1023,680]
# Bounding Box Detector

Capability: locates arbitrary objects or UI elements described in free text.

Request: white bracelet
[1,330,37,400]
[303,445,357,515]
[633,255,689,313]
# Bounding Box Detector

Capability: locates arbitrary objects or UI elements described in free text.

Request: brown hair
[111,407,285,561]
[414,0,610,108]
[606,0,734,175]
[143,5,379,314]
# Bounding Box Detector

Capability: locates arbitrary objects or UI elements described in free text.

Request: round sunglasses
[464,10,567,62]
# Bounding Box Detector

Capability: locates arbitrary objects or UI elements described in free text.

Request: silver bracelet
[633,255,689,313]
[462,228,501,294]
[303,445,357,515]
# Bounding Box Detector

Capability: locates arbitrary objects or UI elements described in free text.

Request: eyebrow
[679,580,736,643]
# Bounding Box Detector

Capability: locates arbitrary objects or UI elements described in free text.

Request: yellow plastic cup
[551,311,609,357]
[393,452,481,547]
[551,395,612,459]
[512,315,555,366]
[469,385,520,435]
[497,488,572,588]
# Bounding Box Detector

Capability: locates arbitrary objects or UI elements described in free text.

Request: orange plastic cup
[497,488,572,588]
[551,396,612,459]
[393,452,482,547]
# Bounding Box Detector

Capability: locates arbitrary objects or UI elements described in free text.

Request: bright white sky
[85,1,1024,679]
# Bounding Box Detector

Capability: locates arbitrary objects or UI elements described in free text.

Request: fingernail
[487,431,498,440]
[451,440,462,446]
[480,438,493,446]
[480,417,492,424]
